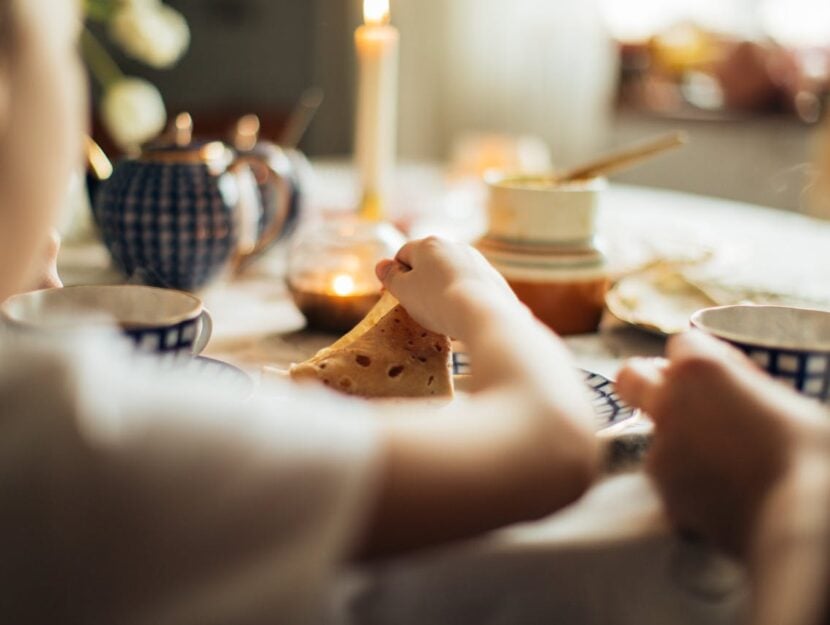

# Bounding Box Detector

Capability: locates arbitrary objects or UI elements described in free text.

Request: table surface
[60,161,830,379]
[59,162,830,625]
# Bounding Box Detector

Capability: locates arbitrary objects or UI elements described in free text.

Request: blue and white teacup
[1,285,212,355]
[691,305,830,403]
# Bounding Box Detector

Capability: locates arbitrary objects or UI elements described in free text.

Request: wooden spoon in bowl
[517,131,688,186]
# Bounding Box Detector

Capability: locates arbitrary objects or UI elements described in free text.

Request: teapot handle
[230,150,294,271]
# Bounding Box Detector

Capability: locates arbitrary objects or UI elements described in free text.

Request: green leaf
[84,0,119,22]
[81,27,124,87]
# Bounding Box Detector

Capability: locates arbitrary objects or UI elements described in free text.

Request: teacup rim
[690,304,830,353]
[1,284,204,329]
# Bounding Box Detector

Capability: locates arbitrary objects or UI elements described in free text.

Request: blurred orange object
[649,23,718,76]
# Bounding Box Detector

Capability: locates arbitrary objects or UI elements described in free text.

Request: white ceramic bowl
[485,173,606,245]
[691,305,830,402]
[1,285,212,355]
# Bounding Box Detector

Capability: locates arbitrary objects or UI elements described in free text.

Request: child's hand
[24,230,62,292]
[376,237,520,341]
[617,331,825,557]
[363,238,601,559]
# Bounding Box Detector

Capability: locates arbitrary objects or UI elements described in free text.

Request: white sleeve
[0,337,381,625]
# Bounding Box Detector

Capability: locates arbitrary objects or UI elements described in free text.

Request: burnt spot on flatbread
[388,365,404,378]
[339,377,353,390]
[355,355,371,367]
[434,343,443,352]
[428,376,434,386]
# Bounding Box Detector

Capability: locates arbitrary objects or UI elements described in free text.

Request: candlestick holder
[355,0,399,223]
[286,217,406,333]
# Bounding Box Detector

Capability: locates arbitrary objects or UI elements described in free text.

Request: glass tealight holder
[286,217,407,333]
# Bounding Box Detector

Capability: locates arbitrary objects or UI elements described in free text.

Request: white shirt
[0,331,380,625]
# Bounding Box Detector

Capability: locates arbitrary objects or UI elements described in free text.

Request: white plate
[605,267,714,336]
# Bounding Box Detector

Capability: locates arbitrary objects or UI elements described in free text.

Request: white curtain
[395,0,618,167]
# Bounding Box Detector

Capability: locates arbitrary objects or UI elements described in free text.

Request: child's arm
[752,428,830,625]
[358,238,599,558]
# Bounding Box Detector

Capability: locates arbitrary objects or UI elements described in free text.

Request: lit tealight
[331,274,356,297]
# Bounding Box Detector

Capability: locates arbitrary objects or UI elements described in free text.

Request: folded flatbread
[290,293,453,399]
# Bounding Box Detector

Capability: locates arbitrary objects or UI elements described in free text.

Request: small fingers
[375,259,411,299]
[394,240,421,268]
[395,235,454,268]
[375,259,397,283]
[617,357,668,419]
[668,330,752,370]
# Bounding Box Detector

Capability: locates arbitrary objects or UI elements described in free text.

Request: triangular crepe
[290,293,453,399]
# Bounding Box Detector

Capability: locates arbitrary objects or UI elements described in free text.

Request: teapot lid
[140,113,234,170]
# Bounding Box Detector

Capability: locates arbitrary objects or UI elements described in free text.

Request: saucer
[156,354,254,397]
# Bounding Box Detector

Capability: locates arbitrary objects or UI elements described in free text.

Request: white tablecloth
[337,475,747,625]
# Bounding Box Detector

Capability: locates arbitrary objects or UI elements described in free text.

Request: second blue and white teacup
[691,304,830,403]
[1,285,212,355]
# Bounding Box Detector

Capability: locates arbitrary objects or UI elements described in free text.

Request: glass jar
[286,218,406,333]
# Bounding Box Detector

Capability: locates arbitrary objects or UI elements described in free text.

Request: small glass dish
[286,217,406,333]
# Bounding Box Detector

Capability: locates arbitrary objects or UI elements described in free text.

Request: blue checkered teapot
[92,115,296,291]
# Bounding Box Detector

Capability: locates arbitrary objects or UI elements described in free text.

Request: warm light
[364,0,390,26]
[331,274,356,296]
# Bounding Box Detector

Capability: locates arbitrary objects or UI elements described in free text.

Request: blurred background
[87,0,830,213]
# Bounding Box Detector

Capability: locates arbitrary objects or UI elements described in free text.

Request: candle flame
[364,0,390,26]
[332,274,356,296]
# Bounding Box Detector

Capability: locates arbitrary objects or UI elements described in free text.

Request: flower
[101,77,167,151]
[109,0,190,69]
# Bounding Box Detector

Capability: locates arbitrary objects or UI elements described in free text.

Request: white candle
[355,0,399,221]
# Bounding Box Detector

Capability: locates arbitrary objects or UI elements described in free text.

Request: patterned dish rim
[452,352,639,433]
